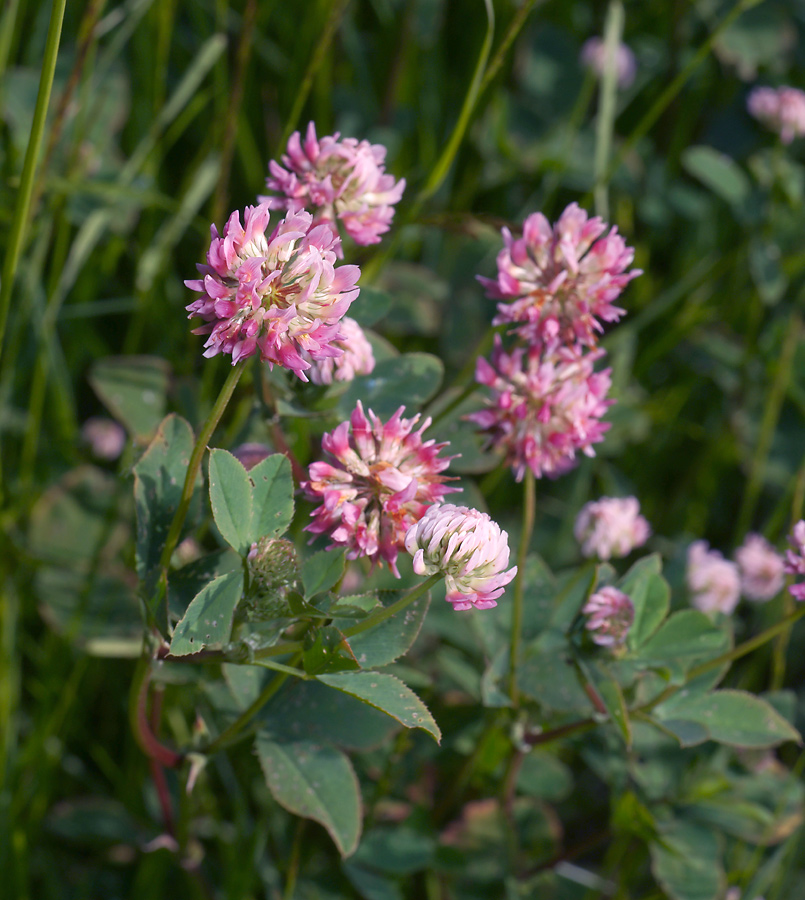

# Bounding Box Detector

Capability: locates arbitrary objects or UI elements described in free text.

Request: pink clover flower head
[468,335,614,481]
[480,203,641,349]
[404,504,517,611]
[81,416,126,460]
[580,37,637,89]
[261,122,405,249]
[583,586,634,647]
[734,532,784,602]
[185,204,360,379]
[783,519,805,601]
[686,540,741,615]
[574,496,651,560]
[303,401,458,576]
[303,316,375,385]
[748,86,805,144]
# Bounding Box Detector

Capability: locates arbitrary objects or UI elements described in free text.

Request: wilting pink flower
[261,122,405,248]
[735,533,784,602]
[583,586,634,647]
[469,335,613,481]
[686,541,741,615]
[303,402,458,576]
[580,37,637,89]
[783,519,805,601]
[82,417,126,460]
[479,203,641,349]
[304,316,375,385]
[748,86,805,144]
[185,204,360,379]
[574,496,651,560]
[404,504,517,611]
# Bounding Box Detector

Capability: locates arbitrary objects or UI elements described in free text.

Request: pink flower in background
[469,335,613,481]
[303,402,458,576]
[479,203,641,349]
[404,504,517,611]
[304,316,375,385]
[734,533,784,602]
[686,540,741,615]
[185,204,360,378]
[261,122,405,248]
[580,37,637,89]
[748,86,805,144]
[81,417,126,460]
[583,586,634,647]
[783,519,805,601]
[574,496,651,560]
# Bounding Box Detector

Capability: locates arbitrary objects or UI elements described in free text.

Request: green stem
[592,0,624,222]
[155,361,246,619]
[203,653,302,756]
[508,469,535,707]
[735,311,801,541]
[0,0,67,362]
[343,573,442,639]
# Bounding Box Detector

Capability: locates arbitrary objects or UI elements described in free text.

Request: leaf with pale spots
[169,570,243,655]
[303,626,360,675]
[301,548,345,599]
[256,737,362,857]
[317,671,441,742]
[343,589,430,668]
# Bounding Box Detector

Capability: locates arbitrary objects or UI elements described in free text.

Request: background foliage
[4,0,805,898]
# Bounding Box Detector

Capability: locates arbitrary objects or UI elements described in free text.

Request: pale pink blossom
[185,204,360,379]
[574,496,651,560]
[304,317,375,385]
[404,504,517,611]
[734,533,784,602]
[479,203,641,349]
[686,541,741,615]
[748,86,805,144]
[303,402,458,576]
[261,122,405,248]
[580,37,637,89]
[583,586,634,647]
[81,416,126,460]
[468,335,613,481]
[783,519,805,601]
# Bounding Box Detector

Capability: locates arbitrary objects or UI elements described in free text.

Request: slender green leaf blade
[247,453,294,542]
[208,449,253,555]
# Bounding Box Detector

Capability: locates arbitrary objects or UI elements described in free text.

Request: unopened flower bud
[245,538,301,619]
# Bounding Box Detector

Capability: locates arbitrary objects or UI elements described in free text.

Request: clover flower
[748,86,805,144]
[261,122,405,248]
[574,496,651,560]
[686,540,741,615]
[185,204,360,379]
[303,316,375,385]
[468,335,613,481]
[583,586,634,647]
[783,519,805,601]
[734,533,784,602]
[580,37,637,89]
[479,203,641,349]
[81,417,126,460]
[303,402,458,576]
[404,504,517,611]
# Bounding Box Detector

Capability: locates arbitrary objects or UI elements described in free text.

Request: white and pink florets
[783,519,805,601]
[261,122,405,248]
[304,316,375,385]
[404,504,517,611]
[303,402,458,575]
[583,586,634,647]
[574,496,651,560]
[185,204,360,379]
[735,532,784,602]
[748,86,805,144]
[580,37,637,89]
[686,540,741,615]
[469,335,613,481]
[479,203,641,349]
